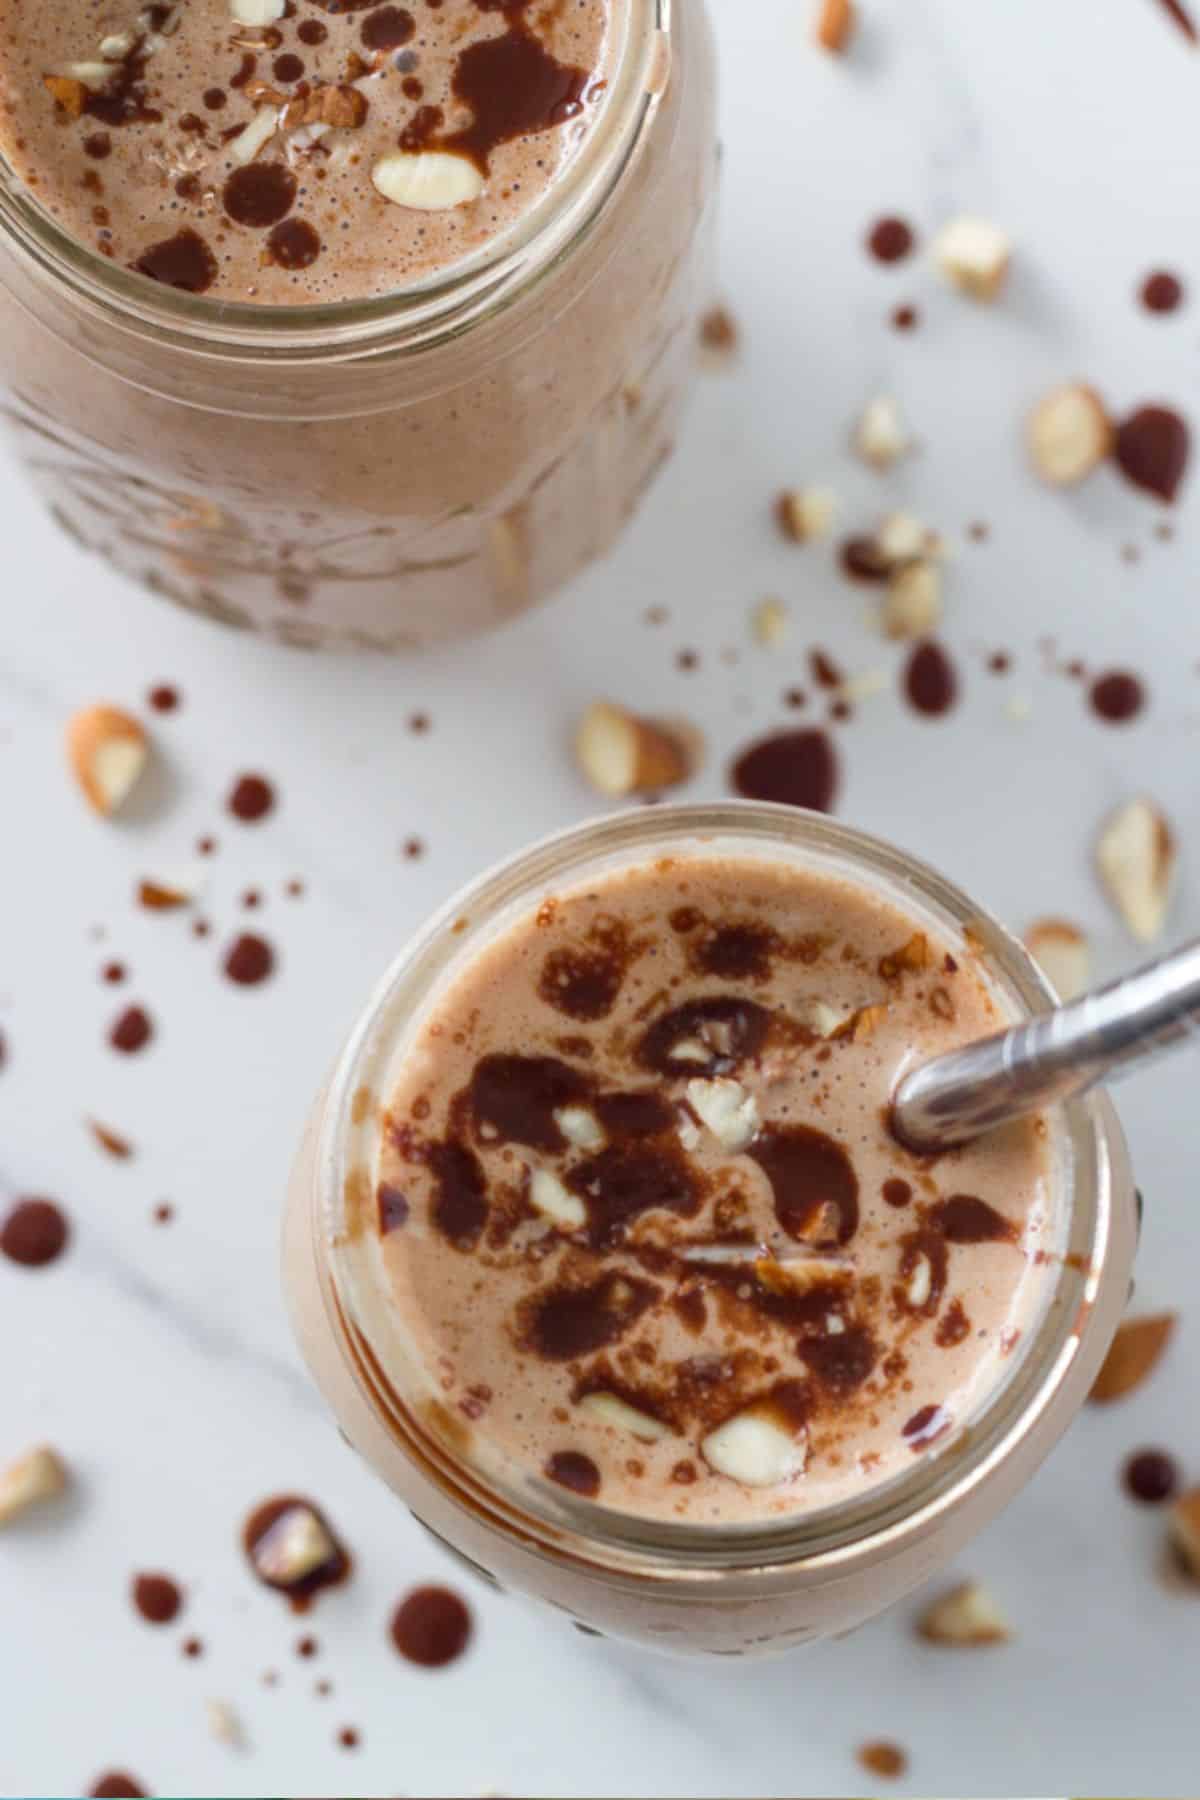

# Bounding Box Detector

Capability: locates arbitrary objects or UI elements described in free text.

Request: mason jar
[0,0,715,650]
[283,802,1138,1656]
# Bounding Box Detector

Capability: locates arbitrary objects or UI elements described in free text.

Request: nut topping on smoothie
[372,856,1055,1521]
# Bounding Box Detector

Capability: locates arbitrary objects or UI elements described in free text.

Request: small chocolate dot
[228,774,275,822]
[223,933,275,986]
[1124,1447,1179,1504]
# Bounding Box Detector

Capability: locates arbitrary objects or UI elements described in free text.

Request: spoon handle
[891,936,1200,1152]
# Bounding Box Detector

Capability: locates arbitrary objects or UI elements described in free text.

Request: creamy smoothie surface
[371,856,1059,1525]
[0,0,615,302]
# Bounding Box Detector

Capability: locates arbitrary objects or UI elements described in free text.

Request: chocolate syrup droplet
[390,1585,472,1667]
[636,996,771,1076]
[931,1194,1016,1243]
[377,1182,410,1232]
[223,161,297,228]
[1141,270,1184,313]
[592,1090,674,1137]
[1124,1447,1179,1503]
[538,943,627,1021]
[866,216,915,263]
[798,1325,877,1396]
[882,1178,912,1207]
[520,1270,659,1361]
[446,26,590,172]
[273,51,304,81]
[935,1298,971,1347]
[565,1140,703,1248]
[135,228,217,292]
[1114,405,1190,502]
[470,1053,591,1150]
[89,1774,147,1798]
[545,1450,601,1497]
[224,933,275,986]
[109,1005,152,1053]
[749,1126,859,1245]
[1,1198,70,1267]
[902,1402,952,1447]
[132,1573,183,1625]
[362,4,414,47]
[298,17,327,41]
[692,922,777,981]
[428,1140,488,1248]
[891,303,919,331]
[1089,669,1145,723]
[731,729,839,812]
[904,639,959,717]
[228,773,275,821]
[268,218,321,269]
[147,684,179,712]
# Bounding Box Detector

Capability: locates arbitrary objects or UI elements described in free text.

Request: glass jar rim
[311,801,1119,1578]
[0,0,668,365]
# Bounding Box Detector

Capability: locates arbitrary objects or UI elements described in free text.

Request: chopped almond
[0,1446,69,1525]
[575,701,693,797]
[883,561,942,640]
[1089,1311,1176,1403]
[775,487,836,543]
[917,1579,1011,1646]
[1024,918,1090,1000]
[752,598,789,646]
[1096,797,1176,943]
[1027,383,1113,486]
[815,0,856,52]
[933,215,1012,301]
[138,879,190,911]
[1169,1487,1200,1580]
[66,705,149,817]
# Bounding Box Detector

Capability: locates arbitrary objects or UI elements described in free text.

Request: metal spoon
[891,937,1200,1153]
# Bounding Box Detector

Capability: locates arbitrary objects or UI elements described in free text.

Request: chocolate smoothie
[0,0,614,303]
[0,0,715,644]
[371,857,1056,1523]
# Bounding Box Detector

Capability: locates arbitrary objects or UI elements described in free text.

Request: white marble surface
[3,0,1200,1793]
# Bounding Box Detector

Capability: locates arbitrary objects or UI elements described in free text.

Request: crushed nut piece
[876,511,942,567]
[88,1119,133,1159]
[1096,797,1176,943]
[815,0,856,52]
[685,1077,760,1153]
[883,560,942,640]
[251,1504,335,1585]
[0,1446,69,1525]
[775,487,836,543]
[205,1700,245,1748]
[933,215,1012,301]
[752,598,789,646]
[229,104,279,165]
[553,1106,605,1152]
[1089,1311,1176,1403]
[1169,1488,1200,1579]
[702,1407,806,1488]
[575,701,692,797]
[43,75,87,117]
[138,878,191,911]
[528,1167,587,1231]
[230,0,285,24]
[372,150,483,211]
[283,83,367,130]
[1027,383,1113,486]
[66,705,149,817]
[854,395,911,471]
[1024,918,1090,1000]
[579,1392,671,1443]
[917,1579,1011,1646]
